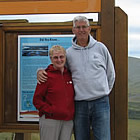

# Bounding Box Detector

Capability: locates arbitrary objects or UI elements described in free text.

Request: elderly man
[37,16,115,140]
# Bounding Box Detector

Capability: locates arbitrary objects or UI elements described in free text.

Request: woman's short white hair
[49,45,66,57]
[73,16,90,27]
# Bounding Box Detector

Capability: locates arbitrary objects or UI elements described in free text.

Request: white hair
[73,16,90,27]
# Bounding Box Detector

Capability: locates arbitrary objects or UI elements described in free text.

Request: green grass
[31,133,75,140]
[31,133,40,140]
[0,132,13,140]
[128,119,140,140]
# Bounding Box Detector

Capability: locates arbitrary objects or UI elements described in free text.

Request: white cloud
[116,0,140,58]
[116,0,140,27]
[129,34,140,40]
[0,13,98,23]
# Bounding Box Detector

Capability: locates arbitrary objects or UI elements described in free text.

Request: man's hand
[37,69,47,84]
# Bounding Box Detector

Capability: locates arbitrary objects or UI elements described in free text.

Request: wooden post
[15,133,31,140]
[15,133,24,140]
[115,7,128,140]
[101,0,115,139]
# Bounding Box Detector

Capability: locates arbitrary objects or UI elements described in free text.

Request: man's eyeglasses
[52,55,65,60]
[74,25,89,30]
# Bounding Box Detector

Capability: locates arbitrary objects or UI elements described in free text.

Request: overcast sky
[0,0,139,58]
[116,0,140,58]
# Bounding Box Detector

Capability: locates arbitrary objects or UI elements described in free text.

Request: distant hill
[128,57,140,96]
[128,57,140,120]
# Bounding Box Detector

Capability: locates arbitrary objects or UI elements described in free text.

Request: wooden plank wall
[0,22,100,133]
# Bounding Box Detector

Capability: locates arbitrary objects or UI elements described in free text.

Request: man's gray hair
[73,16,90,27]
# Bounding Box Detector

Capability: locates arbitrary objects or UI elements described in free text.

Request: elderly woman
[33,45,75,140]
